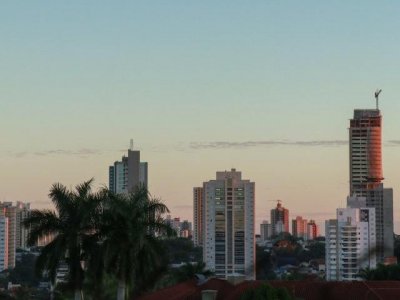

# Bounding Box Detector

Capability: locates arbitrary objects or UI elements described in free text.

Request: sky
[2,1,400,234]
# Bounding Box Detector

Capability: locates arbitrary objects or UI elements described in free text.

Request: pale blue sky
[1,1,400,233]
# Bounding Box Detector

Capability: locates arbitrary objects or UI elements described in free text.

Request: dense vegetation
[6,181,400,299]
[256,233,325,280]
[24,179,175,300]
[360,264,400,280]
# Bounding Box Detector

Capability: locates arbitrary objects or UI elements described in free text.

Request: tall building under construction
[348,103,393,262]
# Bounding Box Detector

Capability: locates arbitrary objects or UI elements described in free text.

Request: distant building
[165,216,181,236]
[292,216,308,240]
[325,207,376,281]
[109,142,148,194]
[0,201,32,269]
[0,203,17,269]
[203,169,255,280]
[180,220,192,232]
[270,201,289,235]
[0,216,8,271]
[180,230,190,238]
[193,187,204,246]
[165,216,192,238]
[260,221,273,241]
[306,220,318,240]
[15,202,30,250]
[275,221,285,235]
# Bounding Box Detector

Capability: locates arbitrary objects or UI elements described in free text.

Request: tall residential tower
[203,169,255,280]
[193,187,204,247]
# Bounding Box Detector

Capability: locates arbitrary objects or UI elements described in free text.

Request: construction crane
[375,89,382,110]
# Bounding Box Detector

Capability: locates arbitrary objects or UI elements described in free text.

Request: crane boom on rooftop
[375,89,382,110]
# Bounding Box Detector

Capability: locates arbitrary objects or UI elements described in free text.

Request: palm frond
[35,235,66,282]
[49,183,74,219]
[147,198,170,215]
[75,178,94,199]
[24,210,61,246]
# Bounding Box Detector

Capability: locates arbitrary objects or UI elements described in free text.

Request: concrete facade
[109,147,148,194]
[203,169,255,280]
[193,187,204,246]
[349,108,394,262]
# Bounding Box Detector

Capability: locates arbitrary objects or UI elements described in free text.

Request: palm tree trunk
[117,280,126,300]
[74,289,81,300]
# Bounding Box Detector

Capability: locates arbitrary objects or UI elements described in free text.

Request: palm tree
[101,185,174,300]
[24,179,103,300]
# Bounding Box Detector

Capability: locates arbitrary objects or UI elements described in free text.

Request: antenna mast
[130,139,134,150]
[374,89,382,110]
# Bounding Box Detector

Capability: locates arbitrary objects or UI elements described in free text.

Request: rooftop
[138,278,400,300]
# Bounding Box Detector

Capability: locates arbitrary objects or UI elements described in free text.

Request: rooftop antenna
[374,89,382,110]
[130,139,134,150]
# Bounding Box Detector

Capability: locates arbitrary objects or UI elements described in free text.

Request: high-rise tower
[193,187,204,247]
[349,109,383,196]
[109,143,148,194]
[292,216,308,240]
[203,169,255,280]
[348,94,394,262]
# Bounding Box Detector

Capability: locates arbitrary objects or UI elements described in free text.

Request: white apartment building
[203,169,255,280]
[325,207,376,281]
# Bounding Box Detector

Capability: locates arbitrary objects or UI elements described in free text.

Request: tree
[256,245,276,280]
[360,264,400,280]
[24,179,103,300]
[9,253,40,287]
[173,262,212,282]
[101,186,174,300]
[162,237,202,264]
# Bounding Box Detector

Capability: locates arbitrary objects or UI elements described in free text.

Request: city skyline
[3,2,400,235]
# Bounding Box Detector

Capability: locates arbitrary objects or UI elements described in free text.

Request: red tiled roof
[138,279,400,300]
[138,279,198,300]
